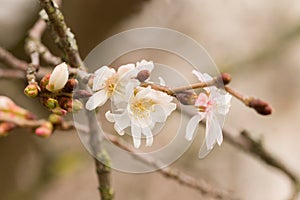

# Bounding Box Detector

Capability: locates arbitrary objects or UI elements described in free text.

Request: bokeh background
[1,0,300,199]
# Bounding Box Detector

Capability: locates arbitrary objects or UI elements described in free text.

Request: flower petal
[93,66,115,91]
[151,105,167,123]
[198,139,213,159]
[117,63,135,78]
[131,123,142,148]
[158,77,166,86]
[47,62,69,91]
[205,112,222,149]
[142,127,153,147]
[185,114,204,141]
[85,90,108,110]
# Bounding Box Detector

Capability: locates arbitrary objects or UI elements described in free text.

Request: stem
[0,46,28,70]
[105,133,235,200]
[39,0,85,70]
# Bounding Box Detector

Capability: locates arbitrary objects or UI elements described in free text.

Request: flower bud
[59,97,83,112]
[45,98,59,110]
[137,70,151,82]
[220,73,231,85]
[48,114,63,125]
[0,96,15,111]
[0,122,16,137]
[176,91,198,105]
[62,78,78,93]
[249,98,272,115]
[40,73,51,91]
[51,107,67,116]
[73,90,92,99]
[72,99,83,112]
[24,83,40,98]
[46,62,69,92]
[35,122,53,137]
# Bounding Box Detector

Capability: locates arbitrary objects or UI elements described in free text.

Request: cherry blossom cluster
[86,60,232,156]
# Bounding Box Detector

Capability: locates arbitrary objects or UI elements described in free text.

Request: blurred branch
[0,46,28,70]
[222,130,300,200]
[105,133,236,200]
[0,68,25,79]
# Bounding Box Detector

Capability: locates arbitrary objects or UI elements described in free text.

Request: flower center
[104,75,119,96]
[130,98,155,118]
[197,100,213,112]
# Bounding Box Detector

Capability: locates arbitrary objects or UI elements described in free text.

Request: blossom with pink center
[185,71,232,158]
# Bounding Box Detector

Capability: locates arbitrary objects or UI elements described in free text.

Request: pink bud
[249,98,272,115]
[48,114,63,125]
[40,73,51,91]
[24,83,40,98]
[0,122,16,137]
[35,122,53,137]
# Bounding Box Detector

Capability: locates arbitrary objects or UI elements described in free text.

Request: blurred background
[1,0,300,199]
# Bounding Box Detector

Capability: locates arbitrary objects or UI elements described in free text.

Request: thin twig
[0,68,25,79]
[0,46,28,70]
[38,1,109,199]
[39,0,85,70]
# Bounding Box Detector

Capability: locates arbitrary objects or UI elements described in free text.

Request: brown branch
[39,0,85,70]
[0,68,25,79]
[105,133,236,200]
[38,1,109,199]
[0,46,28,70]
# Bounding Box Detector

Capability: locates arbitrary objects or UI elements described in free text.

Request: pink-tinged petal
[205,112,222,150]
[131,123,142,148]
[192,70,214,92]
[142,127,153,147]
[192,70,205,82]
[85,90,108,110]
[117,64,135,78]
[195,93,208,107]
[185,114,204,141]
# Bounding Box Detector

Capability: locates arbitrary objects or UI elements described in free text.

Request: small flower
[185,71,232,158]
[106,86,176,148]
[85,60,154,110]
[46,62,69,92]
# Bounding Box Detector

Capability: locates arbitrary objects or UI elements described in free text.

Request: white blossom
[185,71,232,158]
[46,62,69,92]
[106,86,176,148]
[85,60,154,110]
